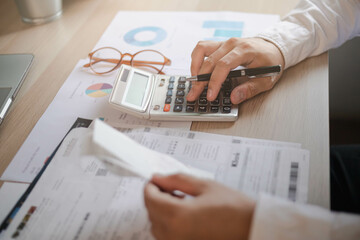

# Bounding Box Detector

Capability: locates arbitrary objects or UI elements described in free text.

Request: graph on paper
[85,83,113,98]
[203,20,244,41]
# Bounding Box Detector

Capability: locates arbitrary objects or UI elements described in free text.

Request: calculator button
[223,98,231,105]
[175,97,184,104]
[200,90,207,98]
[164,104,171,112]
[188,82,192,90]
[167,90,173,96]
[199,98,208,105]
[210,99,220,105]
[153,105,160,110]
[186,105,195,112]
[223,91,231,97]
[198,106,207,112]
[174,105,183,112]
[169,76,175,83]
[178,76,186,83]
[165,97,172,104]
[187,100,195,105]
[210,106,219,113]
[222,106,231,113]
[176,90,185,96]
[177,83,186,89]
[168,83,174,89]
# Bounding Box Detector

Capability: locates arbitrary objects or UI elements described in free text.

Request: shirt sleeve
[256,0,360,69]
[249,194,360,240]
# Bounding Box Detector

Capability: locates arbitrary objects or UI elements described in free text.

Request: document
[108,120,302,149]
[2,122,309,239]
[0,182,29,225]
[115,129,309,202]
[91,120,213,179]
[94,11,280,75]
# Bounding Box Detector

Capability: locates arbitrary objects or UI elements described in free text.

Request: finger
[151,173,208,196]
[144,183,180,213]
[207,49,248,101]
[230,76,277,104]
[144,183,181,225]
[205,38,260,101]
[186,81,207,101]
[191,41,222,76]
[189,41,238,101]
[197,41,235,75]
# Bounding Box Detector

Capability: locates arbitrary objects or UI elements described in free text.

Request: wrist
[255,37,286,70]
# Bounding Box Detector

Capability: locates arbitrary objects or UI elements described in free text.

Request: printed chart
[203,20,244,41]
[85,83,113,98]
[124,26,167,47]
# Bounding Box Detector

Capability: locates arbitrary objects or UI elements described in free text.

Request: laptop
[0,54,34,125]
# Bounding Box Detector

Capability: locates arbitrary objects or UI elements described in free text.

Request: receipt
[91,119,214,180]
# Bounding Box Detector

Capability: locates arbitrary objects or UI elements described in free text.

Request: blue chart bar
[203,20,244,29]
[214,29,242,38]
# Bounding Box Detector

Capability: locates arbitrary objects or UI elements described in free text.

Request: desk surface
[0,0,329,208]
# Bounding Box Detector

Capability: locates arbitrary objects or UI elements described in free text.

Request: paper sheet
[94,11,280,75]
[91,120,214,179]
[108,121,302,149]
[117,130,309,202]
[1,123,309,239]
[0,182,29,224]
[1,60,191,183]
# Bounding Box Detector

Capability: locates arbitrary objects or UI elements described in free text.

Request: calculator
[109,65,238,121]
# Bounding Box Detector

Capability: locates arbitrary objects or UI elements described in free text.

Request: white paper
[91,120,213,179]
[94,11,280,75]
[0,182,29,224]
[1,60,191,183]
[108,121,302,149]
[2,124,309,239]
[120,131,309,202]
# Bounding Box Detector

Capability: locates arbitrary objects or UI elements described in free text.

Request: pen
[185,65,282,81]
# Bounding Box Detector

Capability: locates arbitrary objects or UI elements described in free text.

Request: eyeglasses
[83,47,171,75]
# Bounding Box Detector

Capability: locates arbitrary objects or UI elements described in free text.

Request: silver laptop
[0,54,33,125]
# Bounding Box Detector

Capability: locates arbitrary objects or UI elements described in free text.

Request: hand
[186,37,285,104]
[144,174,256,240]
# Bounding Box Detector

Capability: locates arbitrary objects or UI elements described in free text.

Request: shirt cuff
[256,21,312,70]
[249,194,332,240]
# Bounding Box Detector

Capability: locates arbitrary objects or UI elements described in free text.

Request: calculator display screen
[125,72,149,107]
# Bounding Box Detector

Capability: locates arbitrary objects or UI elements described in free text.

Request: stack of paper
[1,120,309,239]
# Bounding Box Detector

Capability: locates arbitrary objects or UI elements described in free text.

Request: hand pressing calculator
[109,65,239,121]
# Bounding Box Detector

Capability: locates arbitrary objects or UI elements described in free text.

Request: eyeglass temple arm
[131,63,165,75]
[83,57,171,68]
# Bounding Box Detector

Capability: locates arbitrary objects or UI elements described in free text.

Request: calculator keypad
[163,76,234,113]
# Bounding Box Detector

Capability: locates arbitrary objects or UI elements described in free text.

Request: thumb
[151,173,208,196]
[230,76,278,104]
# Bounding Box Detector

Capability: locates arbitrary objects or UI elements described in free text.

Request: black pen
[185,65,282,81]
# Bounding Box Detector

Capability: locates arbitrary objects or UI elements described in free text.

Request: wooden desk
[0,0,329,208]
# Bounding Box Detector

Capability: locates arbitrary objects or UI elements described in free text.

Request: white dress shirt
[250,0,360,239]
[257,0,360,69]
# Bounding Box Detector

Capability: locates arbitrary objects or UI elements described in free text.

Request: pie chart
[85,83,113,98]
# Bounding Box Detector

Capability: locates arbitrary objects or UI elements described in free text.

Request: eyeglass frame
[83,47,171,75]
